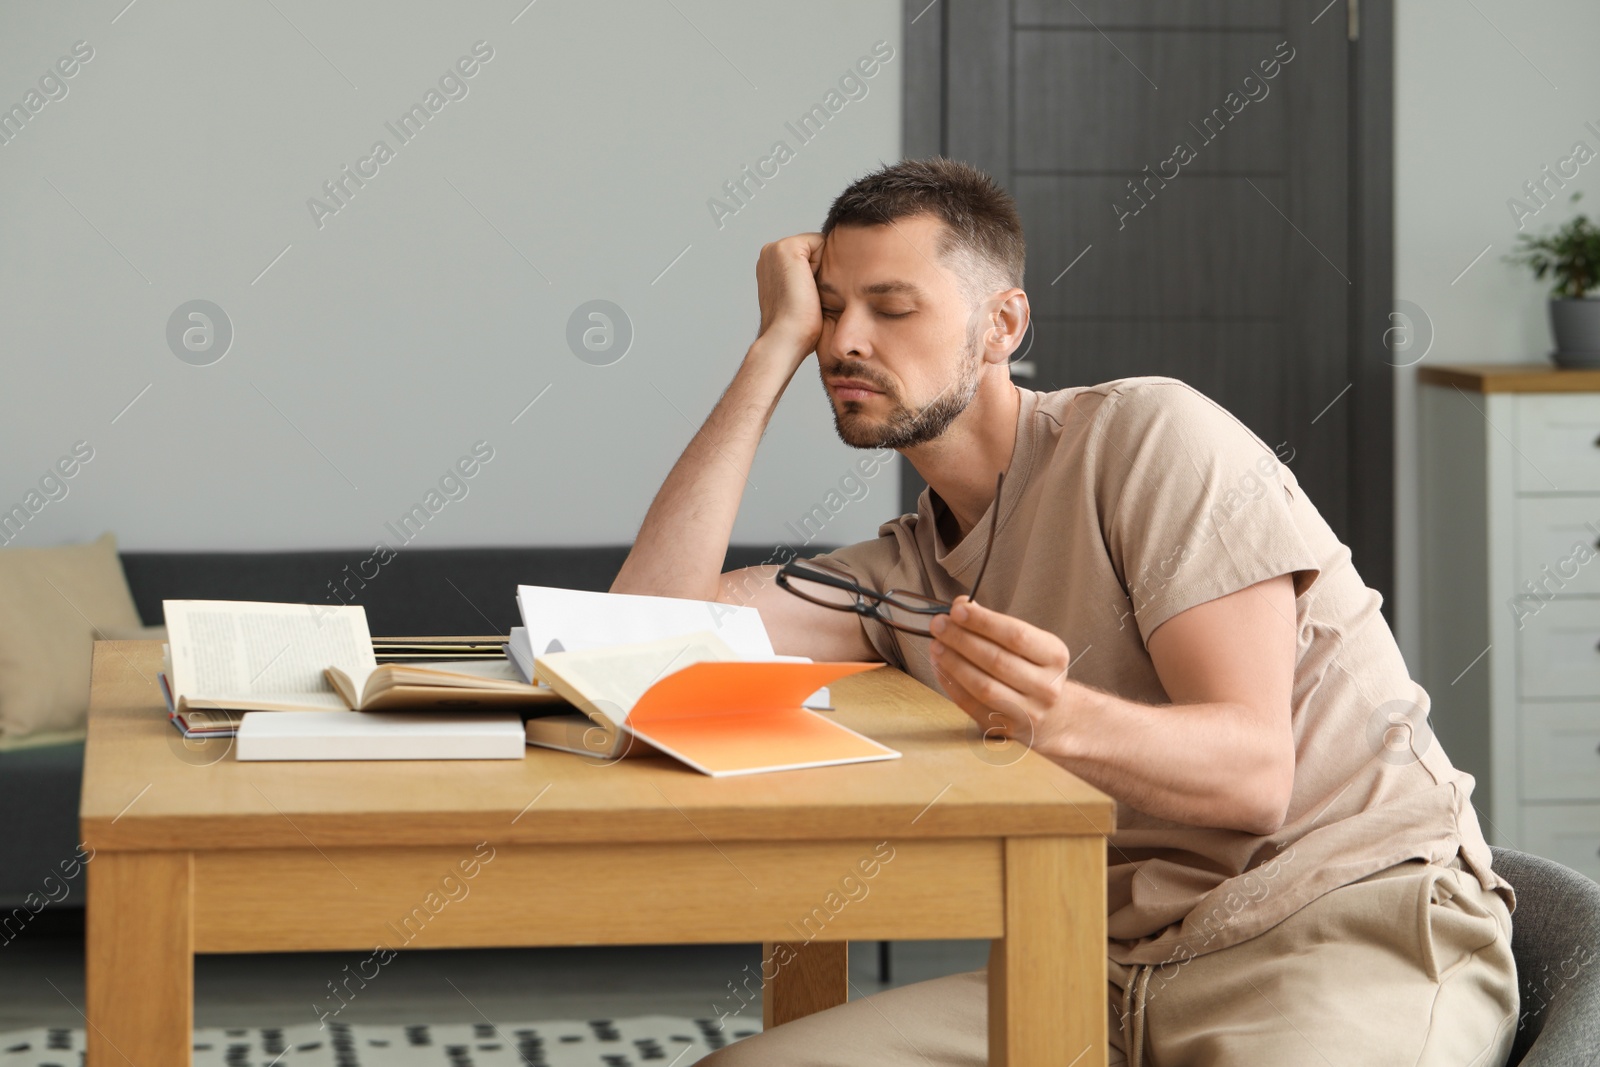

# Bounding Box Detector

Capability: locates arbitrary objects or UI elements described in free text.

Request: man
[611,157,1518,1066]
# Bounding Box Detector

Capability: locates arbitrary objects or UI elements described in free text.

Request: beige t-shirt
[812,377,1513,967]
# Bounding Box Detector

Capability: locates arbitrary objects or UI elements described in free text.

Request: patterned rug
[0,1015,760,1065]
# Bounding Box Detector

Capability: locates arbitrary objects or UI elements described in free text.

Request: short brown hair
[821,157,1025,304]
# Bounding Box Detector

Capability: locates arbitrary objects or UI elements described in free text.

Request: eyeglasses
[775,471,1004,637]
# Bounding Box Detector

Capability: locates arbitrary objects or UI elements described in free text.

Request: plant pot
[1549,297,1600,367]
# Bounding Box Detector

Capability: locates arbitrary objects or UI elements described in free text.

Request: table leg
[761,940,849,1029]
[990,836,1105,1066]
[87,852,193,1067]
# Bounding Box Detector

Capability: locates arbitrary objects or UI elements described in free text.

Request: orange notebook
[534,632,897,777]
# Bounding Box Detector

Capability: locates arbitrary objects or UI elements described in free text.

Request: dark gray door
[902,0,1394,609]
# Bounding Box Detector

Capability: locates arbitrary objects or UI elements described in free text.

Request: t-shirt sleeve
[1092,380,1322,645]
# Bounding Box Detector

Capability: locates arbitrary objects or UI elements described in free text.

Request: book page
[506,627,535,681]
[335,658,547,706]
[534,630,737,723]
[517,585,776,658]
[395,659,530,684]
[165,601,375,711]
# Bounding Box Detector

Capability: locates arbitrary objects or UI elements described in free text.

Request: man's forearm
[611,339,798,601]
[1046,683,1294,836]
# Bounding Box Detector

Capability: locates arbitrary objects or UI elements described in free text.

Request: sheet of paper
[164,600,376,710]
[517,585,776,658]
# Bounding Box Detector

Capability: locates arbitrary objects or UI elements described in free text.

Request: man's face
[814,214,987,450]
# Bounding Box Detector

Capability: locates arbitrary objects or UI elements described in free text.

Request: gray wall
[1394,0,1600,665]
[0,1,901,552]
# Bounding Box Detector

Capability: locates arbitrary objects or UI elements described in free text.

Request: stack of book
[159,601,560,760]
[158,586,898,775]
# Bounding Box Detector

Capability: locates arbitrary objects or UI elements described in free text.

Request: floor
[1,908,989,1034]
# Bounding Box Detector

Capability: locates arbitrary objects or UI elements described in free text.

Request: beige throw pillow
[0,532,146,747]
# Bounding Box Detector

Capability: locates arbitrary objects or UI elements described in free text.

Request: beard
[824,324,985,450]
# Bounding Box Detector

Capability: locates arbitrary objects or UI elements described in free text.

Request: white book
[236,710,526,761]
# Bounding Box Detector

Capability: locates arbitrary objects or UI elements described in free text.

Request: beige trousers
[699,853,1519,1067]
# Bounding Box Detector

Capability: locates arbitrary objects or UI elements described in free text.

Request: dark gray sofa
[0,543,797,909]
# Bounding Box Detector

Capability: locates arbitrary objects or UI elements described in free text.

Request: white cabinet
[1515,497,1600,597]
[1520,806,1600,883]
[1514,394,1600,492]
[1518,704,1600,801]
[1418,365,1600,864]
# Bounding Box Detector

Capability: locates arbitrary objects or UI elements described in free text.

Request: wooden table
[80,640,1115,1066]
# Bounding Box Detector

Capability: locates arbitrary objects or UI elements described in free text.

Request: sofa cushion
[0,533,144,747]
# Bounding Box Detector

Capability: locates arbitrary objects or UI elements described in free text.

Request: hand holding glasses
[775,471,1004,637]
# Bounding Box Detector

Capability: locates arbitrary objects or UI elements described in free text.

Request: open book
[510,585,834,718]
[533,630,895,776]
[162,600,560,717]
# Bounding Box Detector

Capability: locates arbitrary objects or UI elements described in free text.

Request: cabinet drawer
[1519,804,1600,883]
[1518,598,1600,698]
[1520,704,1600,800]
[1516,497,1600,597]
[1516,395,1600,493]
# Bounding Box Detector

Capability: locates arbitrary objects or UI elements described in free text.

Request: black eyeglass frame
[774,471,1005,637]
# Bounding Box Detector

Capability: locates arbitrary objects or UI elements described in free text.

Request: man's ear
[977,289,1029,365]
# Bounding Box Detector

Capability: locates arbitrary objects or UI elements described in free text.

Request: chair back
[1489,846,1600,1066]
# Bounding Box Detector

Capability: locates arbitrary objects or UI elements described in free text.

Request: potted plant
[1505,191,1600,367]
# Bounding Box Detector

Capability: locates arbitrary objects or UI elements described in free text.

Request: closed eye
[820,307,913,319]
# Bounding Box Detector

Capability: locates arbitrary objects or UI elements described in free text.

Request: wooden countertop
[1417,362,1600,393]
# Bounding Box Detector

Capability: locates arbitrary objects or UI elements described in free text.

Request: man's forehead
[815,277,930,297]
[817,216,950,298]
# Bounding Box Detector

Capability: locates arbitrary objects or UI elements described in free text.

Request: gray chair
[1491,846,1600,1066]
